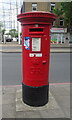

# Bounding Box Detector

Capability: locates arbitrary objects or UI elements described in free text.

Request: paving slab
[50,84,70,118]
[0,105,2,120]
[50,84,70,96]
[0,86,2,119]
[0,42,71,47]
[0,42,72,53]
[2,84,70,118]
[39,109,65,118]
[50,48,71,53]
[0,49,22,53]
[0,48,71,53]
[16,88,60,111]
[2,104,16,118]
[15,88,66,118]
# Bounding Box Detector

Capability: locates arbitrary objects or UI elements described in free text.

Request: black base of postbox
[22,83,49,107]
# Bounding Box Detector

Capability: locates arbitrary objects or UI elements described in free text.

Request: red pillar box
[17,12,56,107]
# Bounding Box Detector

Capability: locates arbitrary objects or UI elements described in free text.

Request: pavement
[0,84,70,119]
[0,42,72,53]
[0,42,71,119]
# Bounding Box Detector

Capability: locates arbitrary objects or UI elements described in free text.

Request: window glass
[60,20,64,26]
[50,2,55,13]
[32,3,37,11]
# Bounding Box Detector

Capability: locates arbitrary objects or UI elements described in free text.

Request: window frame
[50,2,55,12]
[60,19,64,26]
[32,3,37,11]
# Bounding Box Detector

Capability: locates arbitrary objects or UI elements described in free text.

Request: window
[52,21,55,26]
[32,3,37,11]
[60,20,64,26]
[50,2,55,13]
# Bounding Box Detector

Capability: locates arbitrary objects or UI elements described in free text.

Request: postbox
[17,12,56,106]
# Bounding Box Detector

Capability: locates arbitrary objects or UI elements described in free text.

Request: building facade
[21,2,69,43]
[21,2,66,28]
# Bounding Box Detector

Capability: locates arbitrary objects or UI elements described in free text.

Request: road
[1,53,70,85]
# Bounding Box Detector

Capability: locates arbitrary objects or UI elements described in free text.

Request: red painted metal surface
[17,12,56,87]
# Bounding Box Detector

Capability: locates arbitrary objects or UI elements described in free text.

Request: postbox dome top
[17,11,56,25]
